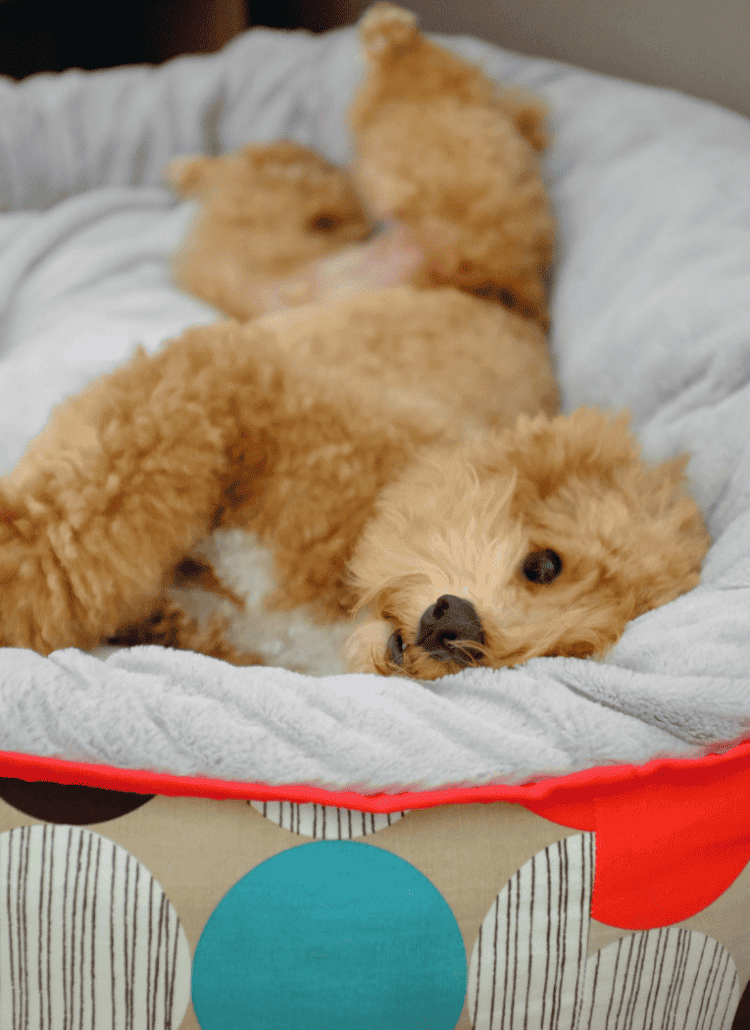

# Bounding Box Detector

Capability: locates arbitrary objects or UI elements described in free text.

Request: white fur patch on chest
[168,528,365,677]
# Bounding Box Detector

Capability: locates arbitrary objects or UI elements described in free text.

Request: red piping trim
[0,737,748,812]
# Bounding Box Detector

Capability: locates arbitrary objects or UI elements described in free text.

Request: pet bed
[0,13,749,1029]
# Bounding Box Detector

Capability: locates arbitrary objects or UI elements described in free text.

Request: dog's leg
[107,593,265,667]
[0,323,258,654]
[172,233,274,322]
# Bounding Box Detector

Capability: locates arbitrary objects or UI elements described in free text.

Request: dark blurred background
[0,0,357,79]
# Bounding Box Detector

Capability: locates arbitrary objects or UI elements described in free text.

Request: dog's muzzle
[415,594,485,666]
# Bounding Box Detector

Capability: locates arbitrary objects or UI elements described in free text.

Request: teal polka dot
[192,840,466,1029]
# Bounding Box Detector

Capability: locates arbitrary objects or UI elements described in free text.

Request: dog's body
[0,3,711,677]
[0,286,558,667]
[0,286,708,678]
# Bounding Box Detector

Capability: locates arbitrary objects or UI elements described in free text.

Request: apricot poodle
[0,288,708,677]
[0,3,710,677]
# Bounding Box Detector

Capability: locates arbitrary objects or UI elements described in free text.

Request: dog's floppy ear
[634,453,704,527]
[163,154,211,195]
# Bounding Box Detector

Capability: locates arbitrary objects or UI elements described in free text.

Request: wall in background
[2,0,747,120]
[348,0,749,118]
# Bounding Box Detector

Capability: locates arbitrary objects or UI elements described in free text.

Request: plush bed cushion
[0,22,748,792]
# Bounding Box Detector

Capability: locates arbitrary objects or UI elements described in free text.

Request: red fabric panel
[590,760,750,929]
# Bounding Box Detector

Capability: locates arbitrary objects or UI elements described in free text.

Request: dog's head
[345,408,711,678]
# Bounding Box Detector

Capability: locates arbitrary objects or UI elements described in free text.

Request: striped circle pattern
[0,809,742,1026]
[468,833,739,1030]
[580,928,739,1030]
[469,833,595,1029]
[249,800,406,837]
[0,824,191,1030]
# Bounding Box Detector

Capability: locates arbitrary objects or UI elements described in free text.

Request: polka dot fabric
[0,781,747,1029]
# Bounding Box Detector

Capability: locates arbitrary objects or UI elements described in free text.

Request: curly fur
[345,409,710,678]
[167,2,554,329]
[0,290,708,675]
[0,3,710,677]
[350,2,555,326]
[166,139,375,320]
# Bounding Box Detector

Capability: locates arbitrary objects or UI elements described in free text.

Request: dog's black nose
[416,594,484,666]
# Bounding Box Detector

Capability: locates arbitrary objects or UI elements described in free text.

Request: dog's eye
[522,549,562,584]
[386,630,405,666]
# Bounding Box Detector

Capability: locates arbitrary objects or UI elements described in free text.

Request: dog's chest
[168,528,361,676]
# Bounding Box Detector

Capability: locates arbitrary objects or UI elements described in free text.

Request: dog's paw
[163,154,207,195]
[344,618,398,675]
[359,2,418,59]
[0,505,86,653]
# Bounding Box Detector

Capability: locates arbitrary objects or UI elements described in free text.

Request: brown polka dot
[0,778,154,824]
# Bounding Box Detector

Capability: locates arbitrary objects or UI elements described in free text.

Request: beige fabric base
[0,790,746,1028]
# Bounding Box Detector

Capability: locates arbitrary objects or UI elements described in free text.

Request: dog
[0,3,710,677]
[0,287,708,678]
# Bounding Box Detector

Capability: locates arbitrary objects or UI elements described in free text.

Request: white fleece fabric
[0,20,748,791]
